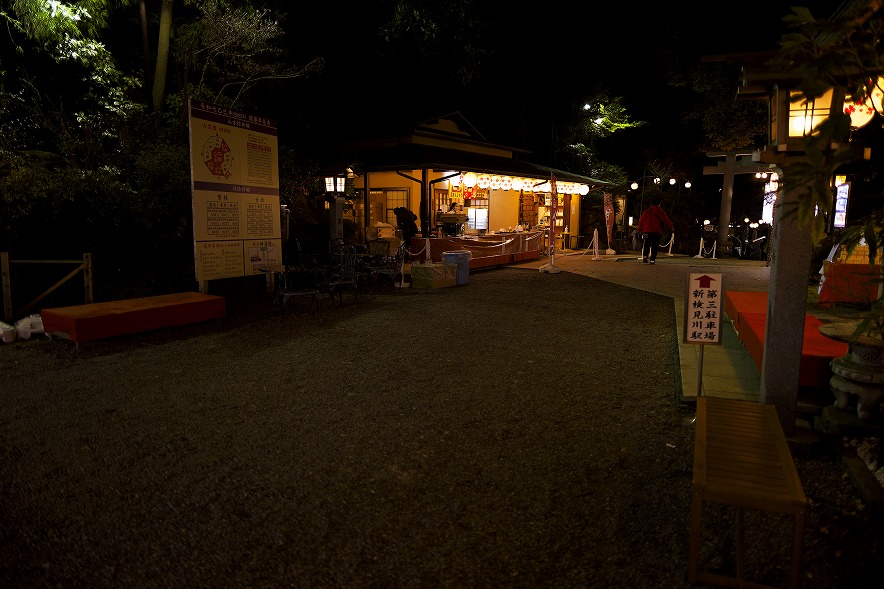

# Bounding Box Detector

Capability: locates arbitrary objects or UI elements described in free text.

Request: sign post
[684,273,724,397]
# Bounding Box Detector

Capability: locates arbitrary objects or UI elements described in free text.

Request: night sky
[286,1,839,170]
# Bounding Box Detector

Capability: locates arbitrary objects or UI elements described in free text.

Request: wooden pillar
[716,153,736,256]
[1,252,11,322]
[760,184,812,435]
[420,168,430,237]
[363,173,371,244]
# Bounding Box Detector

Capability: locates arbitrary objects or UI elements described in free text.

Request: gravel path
[1,268,880,588]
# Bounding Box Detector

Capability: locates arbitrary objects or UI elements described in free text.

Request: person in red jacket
[637,197,674,264]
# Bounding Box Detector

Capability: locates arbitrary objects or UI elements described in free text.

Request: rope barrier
[693,236,716,259]
[665,233,675,257]
[591,229,602,260]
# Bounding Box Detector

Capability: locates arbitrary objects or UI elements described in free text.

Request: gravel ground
[0,267,881,588]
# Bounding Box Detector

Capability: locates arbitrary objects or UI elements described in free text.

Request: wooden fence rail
[1,252,93,322]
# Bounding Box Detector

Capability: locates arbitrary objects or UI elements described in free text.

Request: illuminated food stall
[339,113,608,269]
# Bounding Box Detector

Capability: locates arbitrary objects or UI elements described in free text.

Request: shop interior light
[463,172,478,188]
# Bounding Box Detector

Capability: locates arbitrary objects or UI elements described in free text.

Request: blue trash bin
[442,250,472,285]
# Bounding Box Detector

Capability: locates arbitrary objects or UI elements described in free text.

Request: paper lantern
[844,97,876,128]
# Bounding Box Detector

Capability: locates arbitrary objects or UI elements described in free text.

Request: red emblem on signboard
[201,135,234,179]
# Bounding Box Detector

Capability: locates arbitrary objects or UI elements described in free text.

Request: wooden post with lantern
[707,50,877,434]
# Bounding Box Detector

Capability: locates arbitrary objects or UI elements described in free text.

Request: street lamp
[325,173,347,240]
[324,175,346,194]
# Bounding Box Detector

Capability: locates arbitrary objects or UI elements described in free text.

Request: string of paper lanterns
[449,171,590,195]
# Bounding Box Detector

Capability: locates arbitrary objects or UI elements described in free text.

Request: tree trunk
[151,0,173,112]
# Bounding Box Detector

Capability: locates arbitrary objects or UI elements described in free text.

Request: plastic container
[12,314,43,340]
[1,321,16,343]
[442,250,472,285]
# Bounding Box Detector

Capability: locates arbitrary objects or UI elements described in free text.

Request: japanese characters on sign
[684,273,724,345]
[188,99,281,282]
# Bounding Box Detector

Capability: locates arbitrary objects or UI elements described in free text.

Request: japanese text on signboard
[684,273,724,345]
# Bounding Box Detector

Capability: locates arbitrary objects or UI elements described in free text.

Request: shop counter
[409,231,543,269]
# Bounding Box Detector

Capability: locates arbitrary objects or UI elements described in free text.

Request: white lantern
[463,172,478,188]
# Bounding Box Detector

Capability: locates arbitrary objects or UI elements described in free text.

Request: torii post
[704,150,777,255]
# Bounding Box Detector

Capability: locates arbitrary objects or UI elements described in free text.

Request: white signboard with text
[188,99,281,282]
[684,273,724,345]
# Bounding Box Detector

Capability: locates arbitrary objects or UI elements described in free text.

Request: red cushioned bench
[42,292,225,347]
[724,291,847,389]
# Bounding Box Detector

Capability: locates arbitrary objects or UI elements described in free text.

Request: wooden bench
[689,397,807,589]
[42,292,225,348]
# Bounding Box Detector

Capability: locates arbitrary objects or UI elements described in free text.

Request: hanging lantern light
[844,96,876,128]
[450,172,462,187]
[579,184,589,195]
[463,172,478,188]
[489,175,501,190]
[500,176,512,191]
[511,177,524,191]
[477,174,491,189]
[871,76,884,112]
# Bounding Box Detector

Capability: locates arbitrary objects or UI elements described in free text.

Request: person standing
[637,197,674,264]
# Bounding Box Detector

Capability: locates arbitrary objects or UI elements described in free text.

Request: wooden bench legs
[689,397,807,589]
[689,497,806,589]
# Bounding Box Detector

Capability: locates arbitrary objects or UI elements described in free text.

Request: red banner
[604,192,614,246]
[549,174,558,258]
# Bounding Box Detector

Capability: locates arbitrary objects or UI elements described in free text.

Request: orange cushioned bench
[42,292,225,346]
[723,291,847,388]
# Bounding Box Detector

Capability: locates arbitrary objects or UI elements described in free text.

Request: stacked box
[411,263,456,289]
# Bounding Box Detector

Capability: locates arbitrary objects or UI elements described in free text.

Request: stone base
[830,373,884,421]
[815,406,884,520]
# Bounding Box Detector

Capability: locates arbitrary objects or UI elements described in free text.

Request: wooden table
[688,397,807,589]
